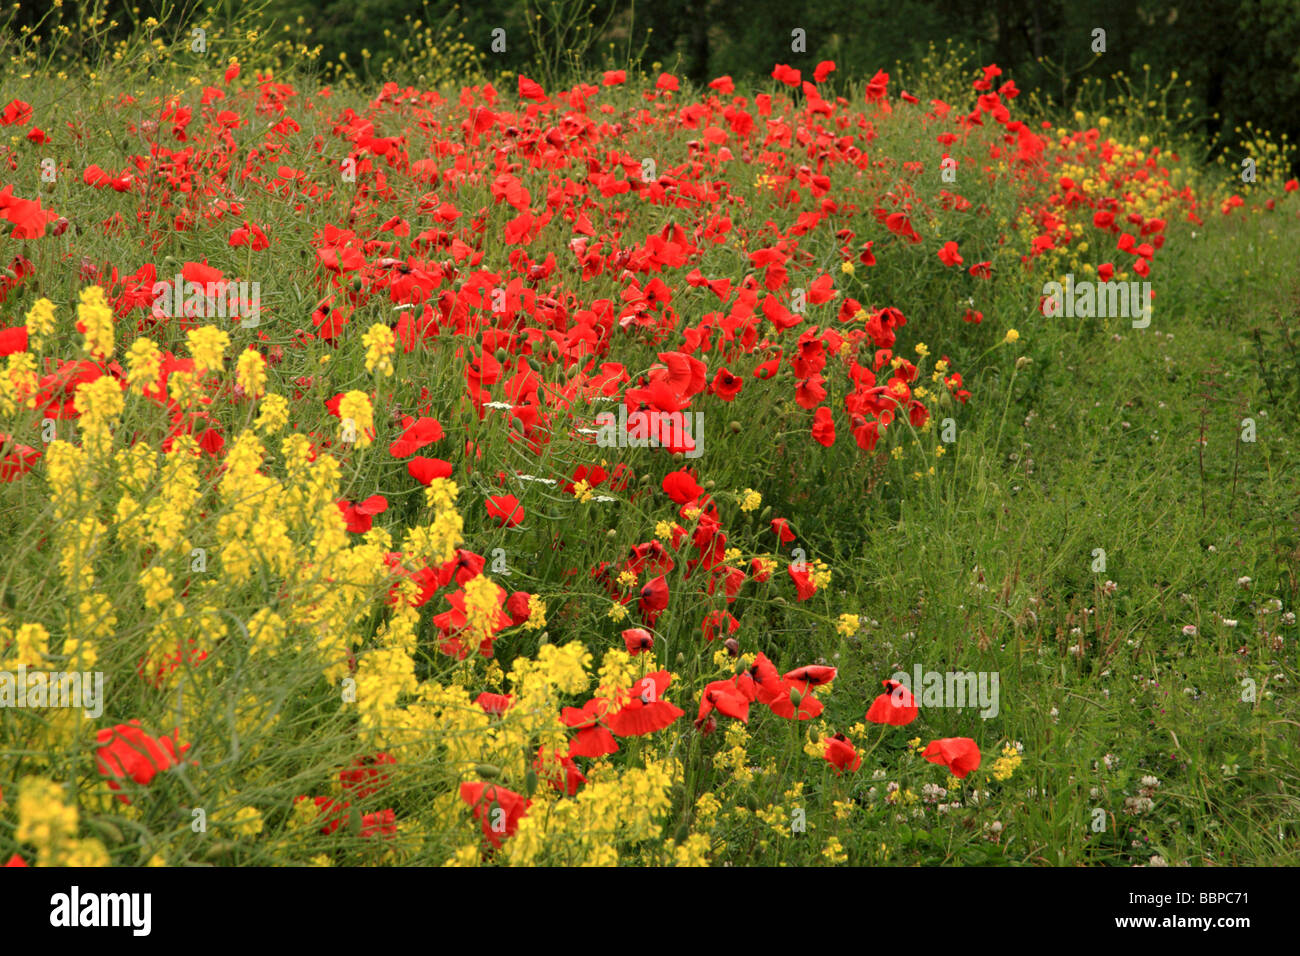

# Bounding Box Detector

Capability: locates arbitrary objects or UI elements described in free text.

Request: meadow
[1,11,1298,867]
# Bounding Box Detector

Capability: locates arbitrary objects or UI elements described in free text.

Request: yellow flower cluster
[186,325,230,375]
[337,390,374,448]
[991,744,1023,782]
[77,286,114,361]
[15,777,109,867]
[362,323,396,377]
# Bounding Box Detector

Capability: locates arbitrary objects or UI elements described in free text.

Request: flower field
[2,15,1299,869]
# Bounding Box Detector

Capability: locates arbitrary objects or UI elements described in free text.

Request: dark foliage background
[8,0,1299,165]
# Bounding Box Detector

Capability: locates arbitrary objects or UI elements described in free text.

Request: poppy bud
[537,631,550,645]
[527,357,541,372]
[87,818,123,843]
[640,473,652,485]
[704,480,715,491]
[524,768,538,797]
[1015,356,1032,370]
[673,820,691,843]
[789,687,803,706]
[351,278,363,292]
[204,841,238,860]
[759,506,771,521]
[743,792,760,811]
[495,347,508,362]
[676,652,686,666]
[724,637,739,657]
[672,452,684,461]
[475,763,502,779]
[808,729,820,744]
[729,421,741,433]
[606,528,617,539]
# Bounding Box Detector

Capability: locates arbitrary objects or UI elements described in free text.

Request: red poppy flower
[475,691,514,716]
[711,366,744,401]
[768,682,824,720]
[560,698,618,757]
[810,406,836,446]
[407,455,453,485]
[824,734,861,774]
[517,76,546,101]
[389,416,444,456]
[769,517,796,543]
[359,808,397,838]
[485,494,524,527]
[696,678,752,727]
[662,469,702,504]
[0,324,27,355]
[295,796,350,835]
[95,721,190,803]
[784,664,837,691]
[606,671,685,736]
[534,747,586,796]
[337,494,388,533]
[787,563,817,601]
[505,590,532,626]
[0,434,40,482]
[459,782,531,849]
[922,737,982,778]
[622,627,654,654]
[866,679,919,725]
[772,64,801,87]
[638,574,669,624]
[701,610,739,642]
[938,241,963,267]
[339,753,397,799]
